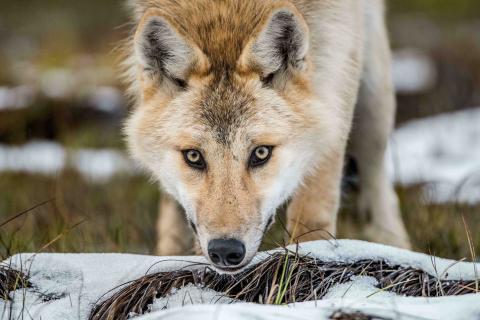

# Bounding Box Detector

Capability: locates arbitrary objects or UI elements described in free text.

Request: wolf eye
[182,149,206,170]
[249,146,273,168]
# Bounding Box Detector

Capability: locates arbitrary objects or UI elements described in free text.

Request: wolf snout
[207,238,246,268]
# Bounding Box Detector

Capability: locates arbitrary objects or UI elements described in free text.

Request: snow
[0,141,136,182]
[0,85,36,111]
[0,141,66,174]
[85,86,124,113]
[0,84,123,113]
[387,107,480,203]
[2,240,479,320]
[392,48,437,94]
[322,276,395,299]
[149,284,235,312]
[136,294,480,320]
[72,148,134,181]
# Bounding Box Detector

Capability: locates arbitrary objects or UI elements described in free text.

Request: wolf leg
[286,153,344,244]
[155,193,193,255]
[350,15,410,249]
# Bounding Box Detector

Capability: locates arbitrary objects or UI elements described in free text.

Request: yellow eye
[187,150,200,163]
[182,149,206,170]
[255,146,270,160]
[249,146,273,168]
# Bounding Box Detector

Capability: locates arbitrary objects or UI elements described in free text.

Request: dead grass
[0,171,159,259]
[0,264,30,301]
[1,172,479,261]
[330,310,389,320]
[89,249,479,320]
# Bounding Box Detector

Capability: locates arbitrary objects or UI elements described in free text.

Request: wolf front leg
[155,193,194,255]
[286,152,344,244]
[349,8,411,249]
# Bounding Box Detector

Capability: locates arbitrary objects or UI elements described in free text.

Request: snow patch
[72,148,134,181]
[0,141,135,182]
[323,276,394,299]
[149,284,235,312]
[387,107,480,203]
[392,48,437,94]
[2,240,479,320]
[0,141,66,174]
[0,85,36,110]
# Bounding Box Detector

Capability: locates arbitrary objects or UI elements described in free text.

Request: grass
[0,264,30,301]
[0,171,159,259]
[88,249,479,320]
[1,170,479,261]
[329,310,388,320]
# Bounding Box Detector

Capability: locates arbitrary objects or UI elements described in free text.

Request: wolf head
[125,0,343,272]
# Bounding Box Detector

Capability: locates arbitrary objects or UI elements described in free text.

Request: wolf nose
[208,239,246,268]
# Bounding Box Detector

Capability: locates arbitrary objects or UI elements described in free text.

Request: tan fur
[156,193,194,255]
[123,0,410,270]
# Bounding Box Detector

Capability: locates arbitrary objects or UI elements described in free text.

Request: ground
[2,240,479,319]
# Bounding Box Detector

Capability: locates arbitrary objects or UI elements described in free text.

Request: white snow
[136,294,480,320]
[387,107,480,203]
[149,284,235,312]
[322,276,395,299]
[1,240,479,320]
[84,86,124,113]
[72,148,134,181]
[0,85,36,111]
[0,141,66,174]
[0,141,136,182]
[0,84,123,113]
[392,48,437,94]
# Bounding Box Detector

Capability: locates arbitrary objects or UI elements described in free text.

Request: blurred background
[0,1,479,260]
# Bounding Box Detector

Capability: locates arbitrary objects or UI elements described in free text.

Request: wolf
[124,0,411,272]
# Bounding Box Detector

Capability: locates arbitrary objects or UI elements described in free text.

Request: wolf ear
[248,7,309,80]
[134,11,199,88]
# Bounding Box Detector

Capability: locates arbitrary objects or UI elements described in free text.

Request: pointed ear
[244,7,309,81]
[134,10,205,88]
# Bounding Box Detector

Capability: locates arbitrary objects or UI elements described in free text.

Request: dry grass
[329,310,389,320]
[88,249,479,320]
[0,264,30,301]
[1,172,479,259]
[0,171,160,260]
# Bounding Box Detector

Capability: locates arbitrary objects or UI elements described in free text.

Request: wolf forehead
[196,77,258,146]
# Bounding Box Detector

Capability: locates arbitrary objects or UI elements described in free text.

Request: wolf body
[124,0,410,272]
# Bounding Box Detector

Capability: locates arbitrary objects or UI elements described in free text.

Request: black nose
[208,238,246,268]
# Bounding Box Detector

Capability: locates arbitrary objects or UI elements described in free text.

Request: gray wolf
[123,0,410,272]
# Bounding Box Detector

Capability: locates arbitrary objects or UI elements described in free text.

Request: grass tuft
[330,310,389,320]
[89,248,479,320]
[0,264,30,301]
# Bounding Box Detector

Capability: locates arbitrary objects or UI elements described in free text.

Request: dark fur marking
[199,76,256,145]
[141,18,189,88]
[144,20,175,74]
[273,11,303,68]
[253,9,307,80]
[189,220,198,234]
